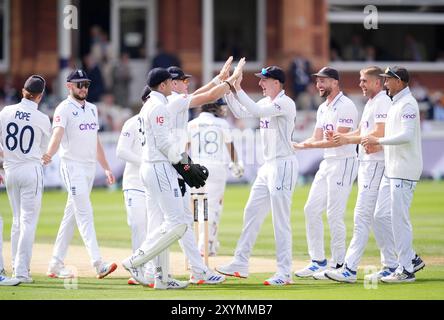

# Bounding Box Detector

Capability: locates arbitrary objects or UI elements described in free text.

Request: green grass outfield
[0,180,443,300]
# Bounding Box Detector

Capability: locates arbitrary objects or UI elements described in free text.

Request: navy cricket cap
[24,75,46,94]
[255,66,286,83]
[312,67,340,81]
[380,66,410,83]
[167,66,192,80]
[67,69,91,83]
[147,67,172,88]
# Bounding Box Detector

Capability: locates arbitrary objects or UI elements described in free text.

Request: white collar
[21,98,38,110]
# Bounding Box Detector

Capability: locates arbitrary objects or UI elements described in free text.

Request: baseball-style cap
[147,67,172,88]
[380,66,409,83]
[67,69,91,83]
[167,66,192,80]
[254,66,286,84]
[24,75,46,94]
[312,67,340,80]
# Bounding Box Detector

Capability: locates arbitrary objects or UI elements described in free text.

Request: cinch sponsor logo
[122,132,130,137]
[79,123,98,131]
[260,120,270,129]
[323,124,334,131]
[375,114,387,119]
[339,118,353,124]
[402,113,416,119]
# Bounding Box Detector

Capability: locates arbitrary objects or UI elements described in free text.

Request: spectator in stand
[83,54,105,103]
[151,43,181,69]
[288,53,312,101]
[432,92,444,121]
[96,92,132,133]
[0,75,20,108]
[404,34,427,62]
[343,35,366,61]
[112,52,133,109]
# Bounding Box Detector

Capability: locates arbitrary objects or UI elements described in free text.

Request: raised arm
[42,126,64,165]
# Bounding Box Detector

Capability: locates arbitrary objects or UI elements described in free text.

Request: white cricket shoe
[325,267,357,283]
[263,273,294,286]
[381,268,415,283]
[189,269,226,285]
[0,270,20,286]
[16,276,34,284]
[47,263,74,279]
[294,260,328,278]
[364,266,397,282]
[122,260,152,287]
[215,263,248,278]
[154,276,189,290]
[96,261,117,279]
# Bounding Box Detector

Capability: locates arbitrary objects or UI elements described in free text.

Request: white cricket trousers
[123,189,148,252]
[0,215,3,271]
[197,164,227,254]
[130,162,188,269]
[5,163,44,278]
[51,160,103,268]
[304,157,357,267]
[344,161,397,271]
[233,156,298,276]
[141,162,208,273]
[385,176,417,273]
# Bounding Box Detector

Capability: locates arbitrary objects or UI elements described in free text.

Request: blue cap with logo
[254,66,286,83]
[167,66,192,80]
[67,69,91,83]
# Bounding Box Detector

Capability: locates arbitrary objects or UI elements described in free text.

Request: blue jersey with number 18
[0,98,51,171]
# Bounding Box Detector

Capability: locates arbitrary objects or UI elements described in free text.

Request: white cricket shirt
[0,98,51,170]
[380,87,423,181]
[225,90,296,161]
[359,90,391,161]
[315,92,358,159]
[167,91,192,153]
[187,112,232,166]
[53,96,100,164]
[116,115,144,190]
[138,91,182,163]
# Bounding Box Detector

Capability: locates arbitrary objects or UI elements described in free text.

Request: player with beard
[42,69,117,279]
[293,67,359,280]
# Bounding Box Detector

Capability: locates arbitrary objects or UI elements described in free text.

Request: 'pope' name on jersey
[15,111,32,121]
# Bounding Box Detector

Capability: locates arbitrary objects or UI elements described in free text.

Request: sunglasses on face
[385,67,401,81]
[73,81,91,89]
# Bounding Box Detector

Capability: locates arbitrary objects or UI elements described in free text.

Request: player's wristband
[223,80,235,92]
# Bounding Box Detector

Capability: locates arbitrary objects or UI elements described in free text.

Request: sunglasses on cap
[73,81,91,89]
[261,68,271,77]
[385,67,401,81]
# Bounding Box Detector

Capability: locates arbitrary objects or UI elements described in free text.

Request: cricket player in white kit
[216,64,299,286]
[0,75,51,285]
[116,85,153,286]
[188,99,243,256]
[42,69,117,279]
[294,67,358,280]
[322,66,396,283]
[363,66,425,283]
